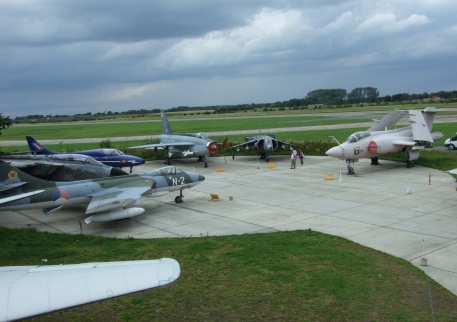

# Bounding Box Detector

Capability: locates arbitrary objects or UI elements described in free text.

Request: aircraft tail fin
[421,106,437,132]
[26,136,55,155]
[161,110,173,134]
[409,108,436,142]
[0,160,53,190]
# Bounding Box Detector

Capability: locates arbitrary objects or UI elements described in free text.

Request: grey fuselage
[0,166,204,212]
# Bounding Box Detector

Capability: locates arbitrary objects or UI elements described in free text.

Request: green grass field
[2,228,457,321]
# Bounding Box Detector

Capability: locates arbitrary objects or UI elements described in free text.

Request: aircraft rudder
[26,136,55,155]
[422,107,437,131]
[0,160,52,188]
[161,110,173,134]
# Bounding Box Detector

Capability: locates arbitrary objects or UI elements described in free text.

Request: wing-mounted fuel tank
[85,207,145,223]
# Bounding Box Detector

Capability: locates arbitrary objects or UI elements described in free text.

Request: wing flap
[85,179,154,214]
[231,140,257,149]
[0,258,180,321]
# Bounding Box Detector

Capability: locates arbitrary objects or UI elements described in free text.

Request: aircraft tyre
[347,165,355,175]
[175,196,183,203]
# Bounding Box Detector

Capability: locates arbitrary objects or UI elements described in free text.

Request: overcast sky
[1,0,456,118]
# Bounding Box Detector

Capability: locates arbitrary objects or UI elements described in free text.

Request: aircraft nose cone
[189,173,205,183]
[326,146,344,158]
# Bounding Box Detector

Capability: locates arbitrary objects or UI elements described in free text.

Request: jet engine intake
[367,141,378,154]
[254,139,264,150]
[254,138,278,151]
[207,142,219,154]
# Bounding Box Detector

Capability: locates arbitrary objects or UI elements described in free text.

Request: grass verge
[1,228,457,321]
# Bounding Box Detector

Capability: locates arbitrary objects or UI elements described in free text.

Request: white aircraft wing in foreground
[0,258,180,321]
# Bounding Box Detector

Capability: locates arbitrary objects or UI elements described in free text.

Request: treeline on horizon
[14,87,457,123]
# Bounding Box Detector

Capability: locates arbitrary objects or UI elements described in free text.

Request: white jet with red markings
[326,107,443,174]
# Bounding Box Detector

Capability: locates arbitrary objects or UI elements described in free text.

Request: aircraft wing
[275,139,294,147]
[409,110,434,142]
[0,181,29,192]
[85,178,155,214]
[0,258,180,321]
[0,190,45,205]
[1,160,37,169]
[231,139,258,149]
[392,139,416,147]
[7,160,65,173]
[130,142,195,150]
[368,110,407,132]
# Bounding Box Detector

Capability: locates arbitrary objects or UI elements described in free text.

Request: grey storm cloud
[1,0,456,117]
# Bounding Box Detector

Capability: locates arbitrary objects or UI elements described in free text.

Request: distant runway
[2,108,456,147]
[1,155,456,295]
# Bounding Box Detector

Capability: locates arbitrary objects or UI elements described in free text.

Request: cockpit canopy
[46,154,104,166]
[346,131,371,143]
[195,132,209,139]
[101,149,124,156]
[146,166,184,176]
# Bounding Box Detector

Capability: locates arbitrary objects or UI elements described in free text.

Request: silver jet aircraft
[231,134,293,162]
[326,107,443,174]
[0,153,128,181]
[0,161,204,223]
[129,110,219,168]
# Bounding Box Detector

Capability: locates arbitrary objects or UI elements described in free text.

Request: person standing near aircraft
[290,148,297,169]
[299,149,304,165]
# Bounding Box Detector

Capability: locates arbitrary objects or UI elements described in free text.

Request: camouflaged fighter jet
[326,107,443,174]
[231,134,294,162]
[0,153,128,181]
[0,161,204,223]
[129,110,219,168]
